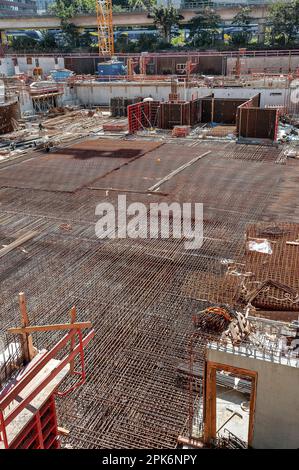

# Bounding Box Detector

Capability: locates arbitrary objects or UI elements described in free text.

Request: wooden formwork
[127,101,160,133]
[236,94,278,142]
[159,101,191,129]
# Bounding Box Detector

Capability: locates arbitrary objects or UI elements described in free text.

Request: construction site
[0,1,299,452]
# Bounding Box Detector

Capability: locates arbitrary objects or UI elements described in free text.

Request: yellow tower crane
[96,0,114,56]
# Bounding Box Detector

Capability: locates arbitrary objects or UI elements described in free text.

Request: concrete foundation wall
[227,56,299,74]
[212,87,287,108]
[73,82,288,108]
[19,89,34,115]
[0,57,65,77]
[207,348,299,449]
[74,82,210,106]
[0,57,15,76]
[1,54,298,77]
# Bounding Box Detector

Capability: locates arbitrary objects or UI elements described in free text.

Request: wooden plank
[204,361,258,447]
[0,231,38,259]
[209,365,217,441]
[19,292,36,362]
[148,151,211,192]
[8,322,92,335]
[57,427,70,436]
[88,187,168,196]
[69,306,76,374]
[207,361,257,379]
[248,374,257,447]
[177,435,204,448]
[203,361,216,445]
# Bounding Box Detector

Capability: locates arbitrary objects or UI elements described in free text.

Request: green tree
[148,6,184,42]
[189,7,221,47]
[50,0,94,49]
[50,0,75,20]
[37,31,58,51]
[231,6,253,45]
[269,0,299,46]
[114,32,133,52]
[11,36,38,52]
[50,0,95,17]
[128,0,156,12]
[76,0,96,13]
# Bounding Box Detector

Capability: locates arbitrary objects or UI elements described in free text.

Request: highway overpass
[0,6,268,30]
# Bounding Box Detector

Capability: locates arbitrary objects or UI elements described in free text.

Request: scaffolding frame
[96,0,114,56]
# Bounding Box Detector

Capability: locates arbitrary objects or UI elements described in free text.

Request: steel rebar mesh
[0,138,298,448]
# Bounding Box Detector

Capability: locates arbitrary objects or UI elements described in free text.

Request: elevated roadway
[0,6,268,30]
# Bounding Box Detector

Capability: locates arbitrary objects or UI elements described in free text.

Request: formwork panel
[237,107,278,141]
[201,98,248,124]
[160,102,191,129]
[128,101,160,133]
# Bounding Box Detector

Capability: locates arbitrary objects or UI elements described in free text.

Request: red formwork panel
[128,102,143,134]
[0,328,94,450]
[9,394,60,449]
[127,101,160,133]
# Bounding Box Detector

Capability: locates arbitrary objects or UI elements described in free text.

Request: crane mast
[96,0,114,56]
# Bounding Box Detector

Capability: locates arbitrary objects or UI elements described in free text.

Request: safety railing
[0,328,94,448]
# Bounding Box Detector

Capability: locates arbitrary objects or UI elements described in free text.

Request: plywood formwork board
[159,101,192,129]
[237,107,278,141]
[201,98,249,124]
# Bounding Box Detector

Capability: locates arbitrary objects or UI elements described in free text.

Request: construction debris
[172,126,191,138]
[192,304,251,345]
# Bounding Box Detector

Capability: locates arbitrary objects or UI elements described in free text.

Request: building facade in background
[36,0,55,14]
[0,0,37,16]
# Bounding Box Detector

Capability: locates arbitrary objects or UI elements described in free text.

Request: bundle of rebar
[193,304,237,333]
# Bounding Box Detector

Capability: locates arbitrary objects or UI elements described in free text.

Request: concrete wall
[74,82,208,106]
[0,57,15,76]
[17,84,76,116]
[212,87,287,108]
[1,54,298,78]
[227,56,299,74]
[0,56,65,77]
[19,89,34,115]
[0,79,4,104]
[1,79,288,118]
[73,81,288,108]
[207,347,299,449]
[61,83,79,106]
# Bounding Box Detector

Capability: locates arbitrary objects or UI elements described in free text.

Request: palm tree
[148,6,184,43]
